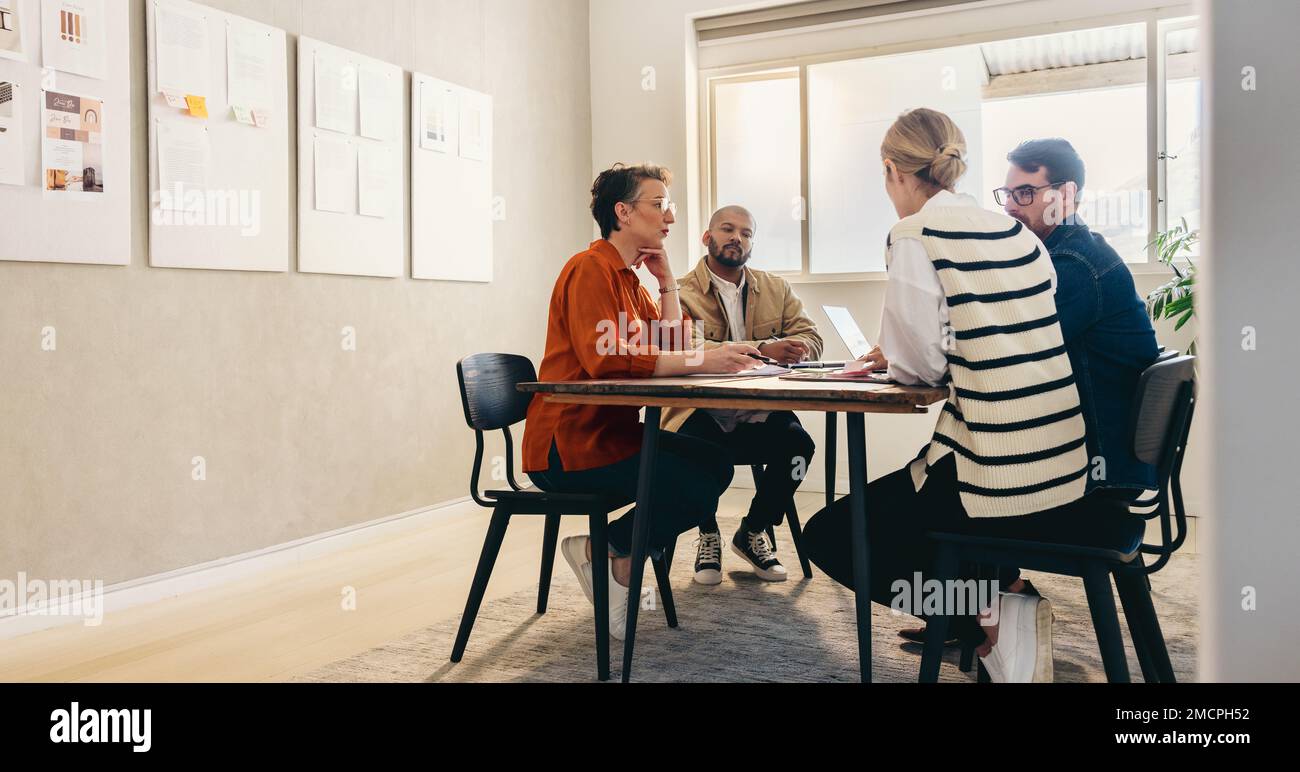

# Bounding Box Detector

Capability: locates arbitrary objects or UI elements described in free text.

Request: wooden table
[518,374,948,683]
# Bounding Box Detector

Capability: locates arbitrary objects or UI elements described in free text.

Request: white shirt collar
[921,189,980,212]
[706,262,746,294]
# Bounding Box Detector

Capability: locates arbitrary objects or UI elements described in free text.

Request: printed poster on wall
[40,0,106,79]
[42,88,105,197]
[0,0,25,62]
[419,80,455,154]
[0,80,23,185]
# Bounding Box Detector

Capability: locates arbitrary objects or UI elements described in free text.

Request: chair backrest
[1128,353,1197,571]
[1131,354,1196,471]
[456,353,537,431]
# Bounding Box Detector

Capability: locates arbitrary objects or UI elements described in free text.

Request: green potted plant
[1145,217,1199,355]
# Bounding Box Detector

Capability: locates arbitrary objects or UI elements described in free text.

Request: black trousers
[800,453,1138,640]
[528,435,735,555]
[676,409,815,533]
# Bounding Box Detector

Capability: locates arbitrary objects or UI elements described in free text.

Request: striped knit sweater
[889,205,1089,518]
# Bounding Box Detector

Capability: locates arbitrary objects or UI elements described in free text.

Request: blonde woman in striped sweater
[802,108,1142,682]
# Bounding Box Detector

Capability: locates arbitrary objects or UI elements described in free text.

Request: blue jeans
[528,434,734,556]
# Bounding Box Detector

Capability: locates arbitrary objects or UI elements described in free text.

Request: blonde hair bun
[881,108,969,192]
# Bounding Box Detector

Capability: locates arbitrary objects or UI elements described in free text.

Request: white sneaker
[560,536,595,605]
[693,530,723,585]
[560,535,637,641]
[979,592,1054,683]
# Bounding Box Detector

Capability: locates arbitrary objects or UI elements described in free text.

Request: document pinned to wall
[42,88,105,198]
[0,0,26,62]
[297,37,403,278]
[154,118,209,212]
[0,80,23,185]
[419,79,455,153]
[314,52,356,135]
[411,73,493,283]
[458,90,490,162]
[358,63,395,141]
[155,0,208,101]
[41,0,105,79]
[313,133,351,214]
[227,20,272,123]
[357,141,392,218]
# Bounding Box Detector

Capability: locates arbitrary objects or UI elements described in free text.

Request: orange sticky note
[185,95,208,118]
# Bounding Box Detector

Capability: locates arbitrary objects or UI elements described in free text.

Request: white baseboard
[0,495,472,642]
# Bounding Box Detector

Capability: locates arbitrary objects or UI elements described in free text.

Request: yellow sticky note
[185,95,208,118]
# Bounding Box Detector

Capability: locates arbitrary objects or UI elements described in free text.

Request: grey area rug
[296,525,1199,683]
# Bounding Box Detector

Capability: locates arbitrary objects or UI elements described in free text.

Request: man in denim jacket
[998,138,1161,499]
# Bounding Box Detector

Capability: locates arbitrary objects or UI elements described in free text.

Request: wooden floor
[0,488,1197,682]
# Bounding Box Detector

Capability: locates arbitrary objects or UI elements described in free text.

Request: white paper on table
[358,64,394,141]
[0,80,23,185]
[357,142,392,219]
[314,52,356,135]
[155,118,210,213]
[419,80,455,153]
[313,133,351,214]
[40,0,105,79]
[457,89,490,162]
[155,0,208,98]
[226,20,272,112]
[0,0,27,63]
[684,364,793,377]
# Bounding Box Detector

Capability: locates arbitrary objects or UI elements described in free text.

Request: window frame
[1156,15,1202,258]
[707,69,808,277]
[699,5,1199,283]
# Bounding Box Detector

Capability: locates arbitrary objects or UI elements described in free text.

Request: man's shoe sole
[729,543,788,582]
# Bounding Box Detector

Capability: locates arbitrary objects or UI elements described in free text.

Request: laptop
[784,305,872,370]
[822,305,873,360]
[783,305,891,382]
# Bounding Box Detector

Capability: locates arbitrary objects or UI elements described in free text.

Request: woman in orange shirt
[523,164,760,640]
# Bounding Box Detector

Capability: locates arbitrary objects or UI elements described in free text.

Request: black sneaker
[693,529,723,585]
[730,525,787,582]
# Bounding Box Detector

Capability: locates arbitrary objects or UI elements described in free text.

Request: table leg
[825,412,837,510]
[846,412,871,683]
[621,406,662,684]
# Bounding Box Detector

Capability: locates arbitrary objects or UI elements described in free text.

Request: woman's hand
[858,345,889,372]
[701,342,763,374]
[633,247,674,285]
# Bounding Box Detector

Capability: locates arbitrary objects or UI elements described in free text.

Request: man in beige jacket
[665,205,824,585]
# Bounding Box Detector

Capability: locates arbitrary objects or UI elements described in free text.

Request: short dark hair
[1007,138,1086,194]
[590,163,673,239]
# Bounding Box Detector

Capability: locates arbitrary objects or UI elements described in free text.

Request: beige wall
[0,0,593,585]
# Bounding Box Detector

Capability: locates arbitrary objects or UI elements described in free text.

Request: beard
[708,236,750,268]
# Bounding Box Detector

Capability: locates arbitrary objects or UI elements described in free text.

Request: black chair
[947,345,1188,674]
[920,353,1197,683]
[449,353,679,681]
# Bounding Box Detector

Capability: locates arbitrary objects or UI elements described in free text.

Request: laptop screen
[822,305,872,360]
